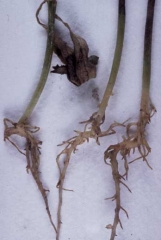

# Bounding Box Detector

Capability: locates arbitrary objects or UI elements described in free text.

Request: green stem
[97,0,125,124]
[18,0,57,124]
[141,0,155,110]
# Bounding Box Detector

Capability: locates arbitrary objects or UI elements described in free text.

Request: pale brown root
[5,137,26,156]
[104,101,155,239]
[4,118,57,234]
[56,116,125,240]
[105,194,116,201]
[36,0,48,29]
[120,206,129,218]
[56,127,93,240]
[104,148,129,240]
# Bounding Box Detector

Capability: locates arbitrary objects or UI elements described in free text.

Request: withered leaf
[51,14,99,86]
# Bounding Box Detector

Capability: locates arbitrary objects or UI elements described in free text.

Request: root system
[4,118,57,233]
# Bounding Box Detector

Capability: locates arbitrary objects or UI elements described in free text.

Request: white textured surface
[1,0,161,240]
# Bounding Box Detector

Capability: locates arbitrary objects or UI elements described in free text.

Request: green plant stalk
[18,0,57,124]
[97,0,125,124]
[140,0,155,113]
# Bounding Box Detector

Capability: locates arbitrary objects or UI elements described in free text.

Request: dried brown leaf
[51,14,99,86]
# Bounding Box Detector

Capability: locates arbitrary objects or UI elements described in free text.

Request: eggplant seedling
[104,0,156,239]
[56,1,126,239]
[3,0,99,236]
[4,0,57,234]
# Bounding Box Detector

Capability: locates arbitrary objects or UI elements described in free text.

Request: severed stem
[18,0,57,124]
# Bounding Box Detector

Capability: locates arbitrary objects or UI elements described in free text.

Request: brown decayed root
[104,102,156,240]
[4,118,57,233]
[56,113,126,240]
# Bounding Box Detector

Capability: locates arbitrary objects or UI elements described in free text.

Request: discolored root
[104,100,156,240]
[127,100,156,167]
[56,115,125,240]
[104,144,131,240]
[4,118,57,233]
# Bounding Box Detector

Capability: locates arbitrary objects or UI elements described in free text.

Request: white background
[1,0,161,239]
